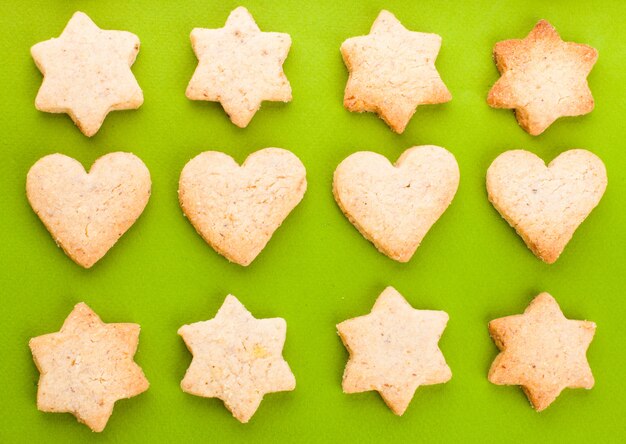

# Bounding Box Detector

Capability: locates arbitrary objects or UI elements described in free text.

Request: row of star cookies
[26,145,606,268]
[32,9,597,136]
[30,287,596,432]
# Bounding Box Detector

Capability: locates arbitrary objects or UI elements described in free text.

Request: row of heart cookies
[27,146,607,268]
[32,9,597,136]
[30,287,596,432]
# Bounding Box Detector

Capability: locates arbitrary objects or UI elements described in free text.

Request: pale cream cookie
[333,145,459,262]
[186,7,292,128]
[337,287,451,415]
[31,11,143,136]
[29,303,149,432]
[341,10,451,133]
[178,148,306,266]
[487,20,598,135]
[27,152,151,268]
[179,294,296,423]
[487,149,606,263]
[489,292,596,411]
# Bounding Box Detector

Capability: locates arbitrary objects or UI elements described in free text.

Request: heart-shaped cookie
[333,146,459,262]
[178,148,307,266]
[487,149,607,263]
[27,152,151,268]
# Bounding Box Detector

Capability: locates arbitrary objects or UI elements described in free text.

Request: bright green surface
[1,0,625,442]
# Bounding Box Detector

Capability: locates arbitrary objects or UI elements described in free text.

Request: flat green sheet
[0,0,624,442]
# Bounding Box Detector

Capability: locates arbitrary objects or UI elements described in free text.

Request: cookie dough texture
[333,145,459,262]
[487,149,606,263]
[29,303,149,432]
[337,287,451,415]
[31,11,143,137]
[341,10,451,133]
[26,152,151,268]
[186,7,292,128]
[179,148,306,266]
[487,20,598,135]
[488,292,596,411]
[179,295,296,423]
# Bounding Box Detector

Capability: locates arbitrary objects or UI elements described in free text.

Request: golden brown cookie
[487,20,598,135]
[488,292,596,411]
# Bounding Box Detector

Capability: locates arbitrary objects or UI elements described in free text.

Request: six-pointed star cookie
[31,11,143,137]
[341,10,451,134]
[337,287,451,415]
[178,295,296,423]
[29,303,149,432]
[488,292,596,411]
[186,7,292,128]
[487,20,598,135]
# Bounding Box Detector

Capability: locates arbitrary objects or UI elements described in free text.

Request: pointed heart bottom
[487,149,607,263]
[333,145,459,262]
[27,152,151,268]
[178,148,307,266]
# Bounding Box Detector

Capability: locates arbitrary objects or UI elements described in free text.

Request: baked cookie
[333,145,459,262]
[487,149,606,263]
[179,295,296,423]
[178,148,306,266]
[488,292,596,411]
[186,7,292,127]
[337,287,451,415]
[487,20,598,135]
[341,10,451,133]
[29,303,149,432]
[27,152,151,268]
[31,11,143,137]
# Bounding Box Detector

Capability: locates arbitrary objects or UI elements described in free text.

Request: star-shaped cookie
[488,292,596,411]
[337,287,451,415]
[178,295,296,423]
[186,7,292,128]
[29,303,149,432]
[341,10,451,134]
[31,11,143,137]
[487,20,598,135]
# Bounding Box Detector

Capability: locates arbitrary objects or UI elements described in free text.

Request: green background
[1,0,624,442]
